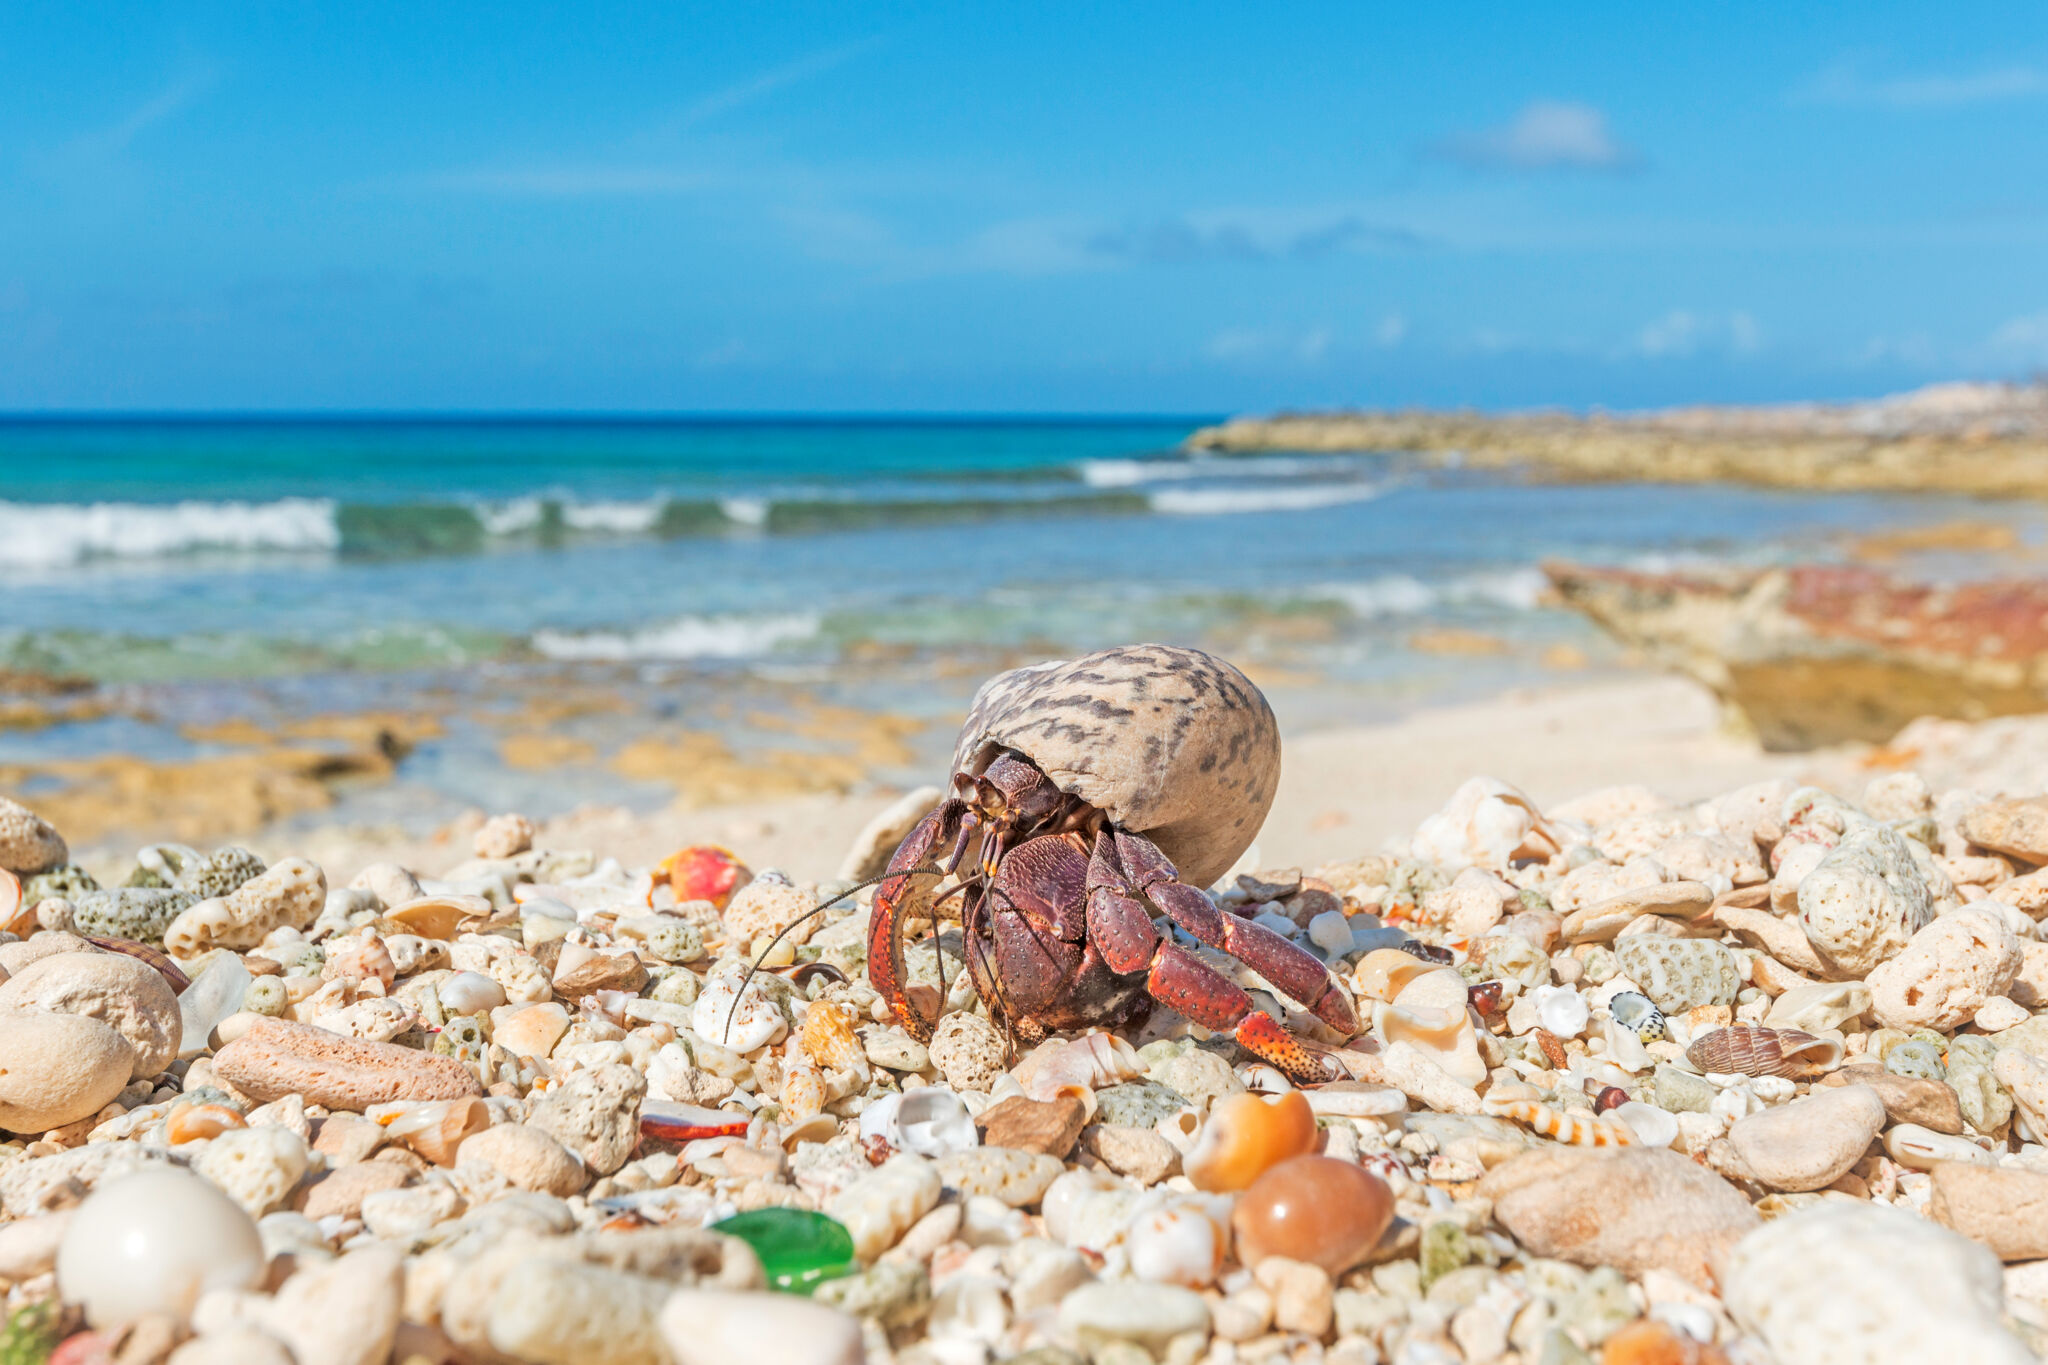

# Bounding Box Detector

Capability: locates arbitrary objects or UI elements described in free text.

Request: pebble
[194,1124,311,1216]
[56,1168,265,1327]
[1819,1063,1964,1133]
[485,1257,670,1365]
[1057,1280,1210,1352]
[1254,1255,1335,1336]
[827,1154,942,1261]
[975,1094,1087,1157]
[1081,1124,1180,1185]
[1960,797,2048,863]
[1479,1148,1758,1288]
[1722,1201,2033,1364]
[0,798,67,874]
[1927,1161,2048,1259]
[0,1007,136,1131]
[458,1123,588,1197]
[213,1017,484,1109]
[811,1257,929,1327]
[0,950,182,1079]
[660,1288,863,1365]
[1094,1079,1191,1128]
[937,1145,1063,1206]
[1721,1083,1885,1192]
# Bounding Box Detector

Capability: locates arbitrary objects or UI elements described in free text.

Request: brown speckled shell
[951,644,1280,887]
[1686,1024,1842,1078]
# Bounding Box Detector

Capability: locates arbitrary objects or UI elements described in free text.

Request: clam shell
[384,895,493,941]
[1686,1024,1843,1078]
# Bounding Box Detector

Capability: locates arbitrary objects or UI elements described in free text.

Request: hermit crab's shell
[951,643,1280,888]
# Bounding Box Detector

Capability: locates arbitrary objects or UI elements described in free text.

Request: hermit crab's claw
[867,801,964,1042]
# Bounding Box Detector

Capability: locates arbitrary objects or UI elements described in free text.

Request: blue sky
[4,2,2048,412]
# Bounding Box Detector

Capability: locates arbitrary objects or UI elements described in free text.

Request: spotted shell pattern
[1607,991,1667,1043]
[1686,1024,1843,1078]
[950,644,1281,888]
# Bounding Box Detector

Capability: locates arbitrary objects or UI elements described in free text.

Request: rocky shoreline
[8,737,2048,1362]
[1186,381,2048,497]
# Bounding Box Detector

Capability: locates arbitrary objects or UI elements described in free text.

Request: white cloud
[1989,310,2048,362]
[1632,309,1764,358]
[1432,100,1640,172]
[1797,57,2048,108]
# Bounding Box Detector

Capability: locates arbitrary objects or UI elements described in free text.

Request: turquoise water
[2,416,2038,686]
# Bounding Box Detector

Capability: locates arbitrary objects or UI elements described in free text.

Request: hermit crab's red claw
[867,803,960,1042]
[1234,1010,1343,1084]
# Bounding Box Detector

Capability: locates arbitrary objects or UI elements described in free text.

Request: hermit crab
[867,643,1359,1081]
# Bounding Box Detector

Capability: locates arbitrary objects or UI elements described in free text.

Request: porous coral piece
[0,798,67,875]
[164,858,328,956]
[212,1017,484,1109]
[1865,906,2022,1030]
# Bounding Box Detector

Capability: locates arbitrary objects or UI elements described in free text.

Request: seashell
[639,1099,751,1142]
[1532,984,1590,1038]
[164,1100,247,1144]
[780,1058,829,1124]
[439,970,507,1015]
[1126,1197,1233,1287]
[1532,1027,1569,1070]
[0,868,26,937]
[692,969,790,1052]
[858,1087,979,1159]
[799,1000,868,1073]
[1685,1024,1843,1079]
[1612,1100,1678,1148]
[82,935,192,993]
[1232,1154,1396,1275]
[1372,1000,1485,1088]
[1602,1016,1654,1073]
[658,845,751,911]
[1481,1097,1635,1146]
[1184,1090,1318,1192]
[384,895,493,941]
[1011,1032,1143,1100]
[1883,1122,1995,1171]
[1606,991,1667,1042]
[1593,1086,1629,1114]
[368,1097,491,1165]
[1395,938,1455,965]
[1467,980,1505,1015]
[322,934,397,990]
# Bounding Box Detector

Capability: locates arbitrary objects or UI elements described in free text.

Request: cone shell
[1481,1097,1635,1146]
[1352,948,1446,1004]
[781,1058,829,1123]
[164,1101,247,1144]
[1686,1024,1843,1079]
[1607,990,1667,1043]
[386,895,493,941]
[1185,1090,1319,1192]
[798,1000,865,1073]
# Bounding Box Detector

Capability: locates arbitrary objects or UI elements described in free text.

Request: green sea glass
[713,1207,859,1294]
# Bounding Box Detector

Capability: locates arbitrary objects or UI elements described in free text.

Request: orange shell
[1482,1097,1634,1146]
[798,1000,865,1072]
[1353,949,1449,1004]
[164,1101,247,1144]
[781,1059,830,1123]
[383,1097,491,1165]
[385,895,493,941]
[660,845,751,911]
[1185,1090,1319,1193]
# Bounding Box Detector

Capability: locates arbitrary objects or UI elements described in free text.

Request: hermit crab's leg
[1085,834,1342,1083]
[1110,829,1359,1036]
[868,801,967,1042]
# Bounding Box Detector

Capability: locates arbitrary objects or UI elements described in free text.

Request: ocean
[3,416,2041,844]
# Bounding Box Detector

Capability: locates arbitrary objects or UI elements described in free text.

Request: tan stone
[1821,1064,1964,1134]
[1477,1146,1759,1288]
[457,1123,588,1197]
[1963,798,2048,864]
[975,1095,1087,1158]
[297,1161,413,1220]
[491,1002,572,1061]
[1929,1163,2048,1261]
[1722,1085,1885,1192]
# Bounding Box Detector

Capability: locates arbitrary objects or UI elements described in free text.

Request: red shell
[1593,1085,1630,1114]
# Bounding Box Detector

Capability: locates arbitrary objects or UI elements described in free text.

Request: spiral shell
[82,935,192,994]
[1686,1024,1843,1078]
[1606,991,1666,1043]
[798,1000,866,1073]
[164,1101,246,1144]
[1481,1097,1635,1146]
[1011,1032,1144,1100]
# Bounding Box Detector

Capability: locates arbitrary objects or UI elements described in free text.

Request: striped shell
[1482,1097,1635,1146]
[1607,990,1666,1043]
[798,1000,866,1072]
[1686,1024,1843,1078]
[83,934,192,993]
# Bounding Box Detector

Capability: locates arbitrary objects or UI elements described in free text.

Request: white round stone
[58,1168,265,1327]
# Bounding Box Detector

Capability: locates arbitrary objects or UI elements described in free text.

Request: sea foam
[0,498,342,568]
[529,612,821,661]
